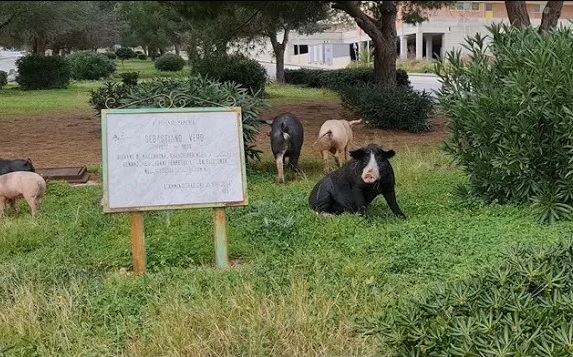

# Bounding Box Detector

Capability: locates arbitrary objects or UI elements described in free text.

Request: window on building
[293,44,309,55]
[485,3,493,11]
[450,2,480,11]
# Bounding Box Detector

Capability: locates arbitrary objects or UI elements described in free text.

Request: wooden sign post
[100,107,248,275]
[129,211,146,275]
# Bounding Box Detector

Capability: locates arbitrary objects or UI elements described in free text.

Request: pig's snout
[361,152,380,184]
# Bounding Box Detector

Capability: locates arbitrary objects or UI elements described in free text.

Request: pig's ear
[350,148,367,160]
[383,149,396,159]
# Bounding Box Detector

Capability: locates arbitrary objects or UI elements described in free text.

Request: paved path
[0,50,23,81]
[408,73,442,96]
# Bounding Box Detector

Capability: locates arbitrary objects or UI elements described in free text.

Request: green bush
[115,47,136,61]
[364,238,573,356]
[67,51,116,81]
[89,75,268,161]
[120,71,139,86]
[103,52,117,60]
[0,70,7,89]
[284,67,411,90]
[191,53,268,96]
[338,84,434,133]
[284,68,321,86]
[87,81,131,113]
[137,53,147,60]
[154,53,185,72]
[436,23,573,224]
[15,54,71,90]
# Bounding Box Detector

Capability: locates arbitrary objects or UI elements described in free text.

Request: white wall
[236,17,573,71]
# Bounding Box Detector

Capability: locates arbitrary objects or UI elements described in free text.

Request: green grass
[0,82,100,116]
[0,60,339,117]
[1,145,572,356]
[397,59,437,74]
[265,82,339,104]
[0,60,190,117]
[347,59,438,74]
[2,62,572,356]
[113,59,191,80]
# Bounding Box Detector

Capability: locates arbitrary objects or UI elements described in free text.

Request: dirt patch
[258,101,449,158]
[0,101,449,170]
[0,112,102,168]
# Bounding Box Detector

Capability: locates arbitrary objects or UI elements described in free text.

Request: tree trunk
[505,1,531,29]
[371,38,394,89]
[214,43,227,56]
[377,1,398,90]
[52,44,61,56]
[186,44,198,64]
[275,46,286,83]
[539,1,564,31]
[332,1,397,89]
[149,47,157,60]
[174,44,180,55]
[269,28,289,84]
[32,34,47,55]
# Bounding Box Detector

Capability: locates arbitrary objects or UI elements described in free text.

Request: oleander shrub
[191,53,268,96]
[284,67,411,90]
[15,54,71,90]
[284,68,321,86]
[154,53,185,72]
[285,67,423,133]
[67,51,116,80]
[436,22,573,224]
[0,70,7,89]
[338,84,434,133]
[88,75,268,161]
[361,238,573,357]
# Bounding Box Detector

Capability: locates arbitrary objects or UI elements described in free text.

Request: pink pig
[314,118,363,174]
[0,171,46,218]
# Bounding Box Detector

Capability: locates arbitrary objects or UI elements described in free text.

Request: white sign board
[101,107,248,213]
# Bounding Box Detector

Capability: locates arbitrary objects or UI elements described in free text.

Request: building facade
[245,1,573,70]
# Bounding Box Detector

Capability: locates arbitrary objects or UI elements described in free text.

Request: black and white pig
[263,112,304,184]
[0,158,35,176]
[308,143,406,219]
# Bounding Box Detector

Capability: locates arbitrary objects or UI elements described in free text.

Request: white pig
[0,171,46,218]
[313,118,362,174]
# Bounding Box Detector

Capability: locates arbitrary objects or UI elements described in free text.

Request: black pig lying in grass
[0,158,35,176]
[308,143,406,219]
